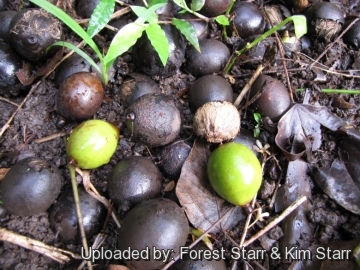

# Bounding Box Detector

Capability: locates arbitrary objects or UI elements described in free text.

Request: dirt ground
[1,0,360,269]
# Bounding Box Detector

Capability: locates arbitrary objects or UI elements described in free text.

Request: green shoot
[30,0,166,85]
[296,88,360,94]
[224,15,307,74]
[253,112,261,138]
[30,0,201,84]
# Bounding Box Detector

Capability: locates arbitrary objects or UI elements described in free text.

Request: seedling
[253,112,261,138]
[30,0,202,85]
[224,15,307,73]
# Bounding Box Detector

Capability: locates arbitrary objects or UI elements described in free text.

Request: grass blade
[50,41,101,74]
[87,0,115,38]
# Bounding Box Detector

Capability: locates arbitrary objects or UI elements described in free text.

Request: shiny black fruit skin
[133,25,185,76]
[0,11,17,43]
[198,0,232,17]
[343,20,360,49]
[230,2,265,39]
[54,54,91,89]
[117,198,189,270]
[0,157,62,216]
[0,42,23,96]
[185,39,230,77]
[126,93,182,147]
[119,72,160,107]
[107,156,163,211]
[188,75,233,112]
[9,9,62,61]
[49,187,106,244]
[249,75,291,121]
[160,141,192,179]
[56,72,104,121]
[76,0,100,18]
[304,2,344,41]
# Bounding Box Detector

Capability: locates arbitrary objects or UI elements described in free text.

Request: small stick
[0,96,19,107]
[162,207,235,270]
[230,196,257,270]
[78,169,121,228]
[242,196,307,248]
[233,64,265,107]
[34,131,67,144]
[68,165,93,270]
[274,32,294,103]
[0,227,81,264]
[0,80,41,138]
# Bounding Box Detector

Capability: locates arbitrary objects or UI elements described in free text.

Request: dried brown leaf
[276,159,314,262]
[175,139,245,233]
[310,160,360,215]
[276,104,344,161]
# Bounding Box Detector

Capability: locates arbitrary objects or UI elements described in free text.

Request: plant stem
[296,88,360,94]
[223,16,300,74]
[68,165,92,270]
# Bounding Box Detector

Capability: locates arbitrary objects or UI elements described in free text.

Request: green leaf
[291,15,307,38]
[253,112,261,123]
[104,22,148,66]
[131,5,158,23]
[171,18,200,52]
[29,0,102,58]
[215,15,229,26]
[172,0,189,10]
[190,0,204,11]
[50,41,101,74]
[145,23,169,66]
[136,2,167,24]
[87,0,115,38]
[148,0,167,6]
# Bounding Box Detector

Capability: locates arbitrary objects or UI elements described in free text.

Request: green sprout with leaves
[29,0,204,85]
[253,112,261,138]
[223,15,307,73]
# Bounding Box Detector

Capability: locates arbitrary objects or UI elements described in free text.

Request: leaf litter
[175,139,245,233]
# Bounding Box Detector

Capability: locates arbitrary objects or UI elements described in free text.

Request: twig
[161,207,235,270]
[77,169,121,228]
[76,7,131,25]
[0,96,19,107]
[308,18,360,71]
[78,233,107,270]
[230,196,257,270]
[34,131,67,144]
[242,196,307,248]
[0,227,81,264]
[0,80,41,138]
[68,165,93,270]
[274,32,294,103]
[233,64,265,107]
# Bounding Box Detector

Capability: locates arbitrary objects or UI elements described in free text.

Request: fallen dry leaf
[175,139,245,233]
[310,159,360,215]
[276,159,314,263]
[276,104,344,161]
[0,168,10,182]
